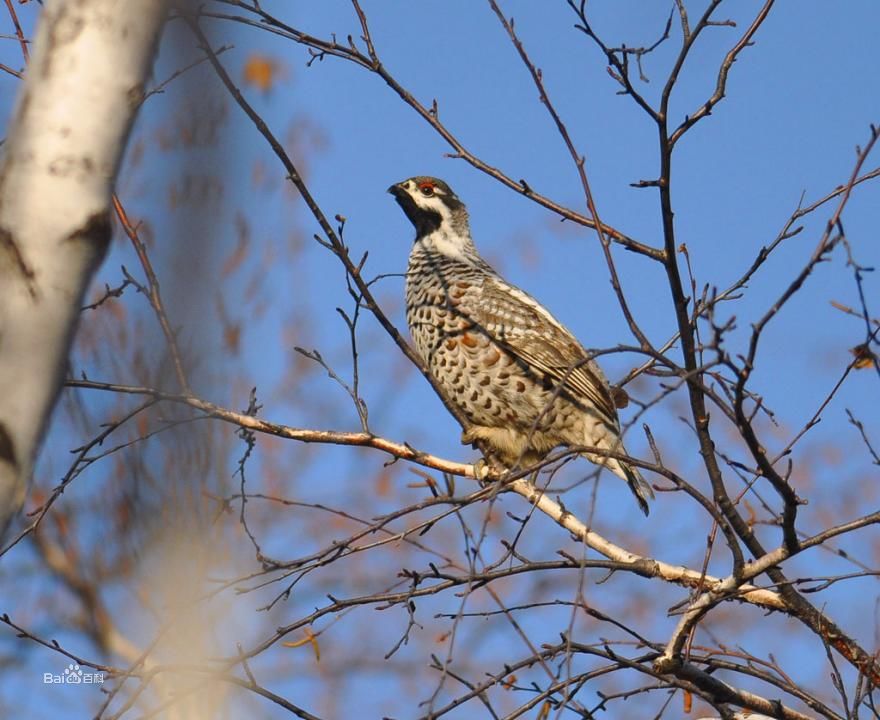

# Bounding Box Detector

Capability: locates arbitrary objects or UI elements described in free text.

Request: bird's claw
[473,458,491,480]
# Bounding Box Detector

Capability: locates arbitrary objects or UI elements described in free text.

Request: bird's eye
[419,184,435,197]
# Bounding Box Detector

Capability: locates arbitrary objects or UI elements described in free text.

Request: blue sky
[2,1,879,718]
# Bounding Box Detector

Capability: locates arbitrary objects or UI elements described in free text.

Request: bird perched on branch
[389,176,653,515]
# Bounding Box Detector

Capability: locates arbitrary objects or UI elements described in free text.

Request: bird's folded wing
[469,279,618,426]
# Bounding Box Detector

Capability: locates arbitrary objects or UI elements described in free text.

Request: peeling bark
[0,0,169,533]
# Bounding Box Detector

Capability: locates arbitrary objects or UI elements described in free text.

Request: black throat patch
[390,187,443,237]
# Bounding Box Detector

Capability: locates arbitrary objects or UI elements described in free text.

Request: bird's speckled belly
[408,284,578,439]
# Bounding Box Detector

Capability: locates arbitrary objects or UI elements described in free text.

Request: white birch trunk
[0,0,168,532]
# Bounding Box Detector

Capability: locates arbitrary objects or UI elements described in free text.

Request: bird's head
[388,176,470,240]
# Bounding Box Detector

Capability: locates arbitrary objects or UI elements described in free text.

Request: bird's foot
[473,458,491,481]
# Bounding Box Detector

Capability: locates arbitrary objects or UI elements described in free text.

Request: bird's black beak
[388,181,423,230]
[388,183,412,211]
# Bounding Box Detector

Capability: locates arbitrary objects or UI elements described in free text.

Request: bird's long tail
[596,439,654,516]
[619,461,654,517]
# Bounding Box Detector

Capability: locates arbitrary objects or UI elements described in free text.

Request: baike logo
[43,663,104,685]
